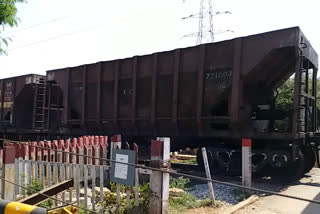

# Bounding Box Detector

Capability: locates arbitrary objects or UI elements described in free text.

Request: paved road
[235,168,320,214]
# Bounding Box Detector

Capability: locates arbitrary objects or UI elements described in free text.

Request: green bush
[98,182,149,214]
[25,179,42,195]
[169,176,190,189]
[23,179,53,209]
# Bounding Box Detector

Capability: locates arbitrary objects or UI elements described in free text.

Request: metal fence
[1,136,152,214]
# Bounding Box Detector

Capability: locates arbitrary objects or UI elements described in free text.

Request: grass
[169,176,222,213]
[169,192,212,212]
[169,192,222,213]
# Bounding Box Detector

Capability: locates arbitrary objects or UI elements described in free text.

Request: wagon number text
[205,70,232,80]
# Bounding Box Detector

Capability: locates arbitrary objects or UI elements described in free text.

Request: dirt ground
[170,205,231,214]
[234,168,320,214]
[186,206,231,214]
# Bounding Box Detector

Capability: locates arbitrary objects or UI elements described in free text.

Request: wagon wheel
[302,146,316,174]
[272,148,305,182]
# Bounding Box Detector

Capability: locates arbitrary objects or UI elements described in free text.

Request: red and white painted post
[19,143,26,195]
[53,140,58,163]
[149,138,170,214]
[1,141,16,200]
[242,139,252,188]
[110,135,122,205]
[59,139,65,182]
[99,137,105,165]
[46,141,52,187]
[65,139,70,178]
[94,136,100,166]
[0,148,3,166]
[88,137,93,165]
[30,141,36,182]
[39,141,45,188]
[103,136,108,161]
[14,143,20,198]
[157,137,170,214]
[110,135,121,164]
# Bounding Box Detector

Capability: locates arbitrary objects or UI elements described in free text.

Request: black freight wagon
[46,27,319,179]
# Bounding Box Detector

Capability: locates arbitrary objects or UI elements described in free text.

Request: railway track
[171,162,242,184]
[171,162,297,190]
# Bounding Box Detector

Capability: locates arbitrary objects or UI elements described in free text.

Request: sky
[0,0,319,79]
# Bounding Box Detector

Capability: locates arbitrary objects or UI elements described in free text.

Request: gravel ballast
[188,183,239,205]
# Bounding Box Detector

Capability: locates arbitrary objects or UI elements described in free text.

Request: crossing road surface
[235,168,320,214]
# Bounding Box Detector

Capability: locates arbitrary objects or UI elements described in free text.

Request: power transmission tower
[197,0,214,44]
[182,0,231,45]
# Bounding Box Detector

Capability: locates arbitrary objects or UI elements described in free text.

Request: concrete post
[1,141,16,200]
[157,137,170,214]
[149,140,163,214]
[149,138,170,214]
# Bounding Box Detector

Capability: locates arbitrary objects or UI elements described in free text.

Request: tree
[275,78,295,111]
[0,0,25,54]
[276,77,320,128]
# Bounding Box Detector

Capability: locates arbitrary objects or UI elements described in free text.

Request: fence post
[19,144,25,195]
[103,136,109,161]
[38,141,44,190]
[1,141,16,200]
[133,143,139,207]
[110,135,122,210]
[14,143,20,199]
[242,139,252,189]
[0,148,3,166]
[125,143,130,210]
[99,139,105,202]
[65,139,70,179]
[149,138,170,214]
[46,141,52,187]
[28,142,33,188]
[201,147,216,205]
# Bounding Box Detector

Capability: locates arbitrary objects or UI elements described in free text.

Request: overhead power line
[8,25,101,51]
[3,16,69,36]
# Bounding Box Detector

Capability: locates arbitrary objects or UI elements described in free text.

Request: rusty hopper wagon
[0,26,319,179]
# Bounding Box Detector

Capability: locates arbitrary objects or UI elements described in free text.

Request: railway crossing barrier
[0,200,47,214]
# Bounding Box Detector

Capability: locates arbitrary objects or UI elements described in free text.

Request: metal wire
[0,177,96,214]
[2,138,320,205]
